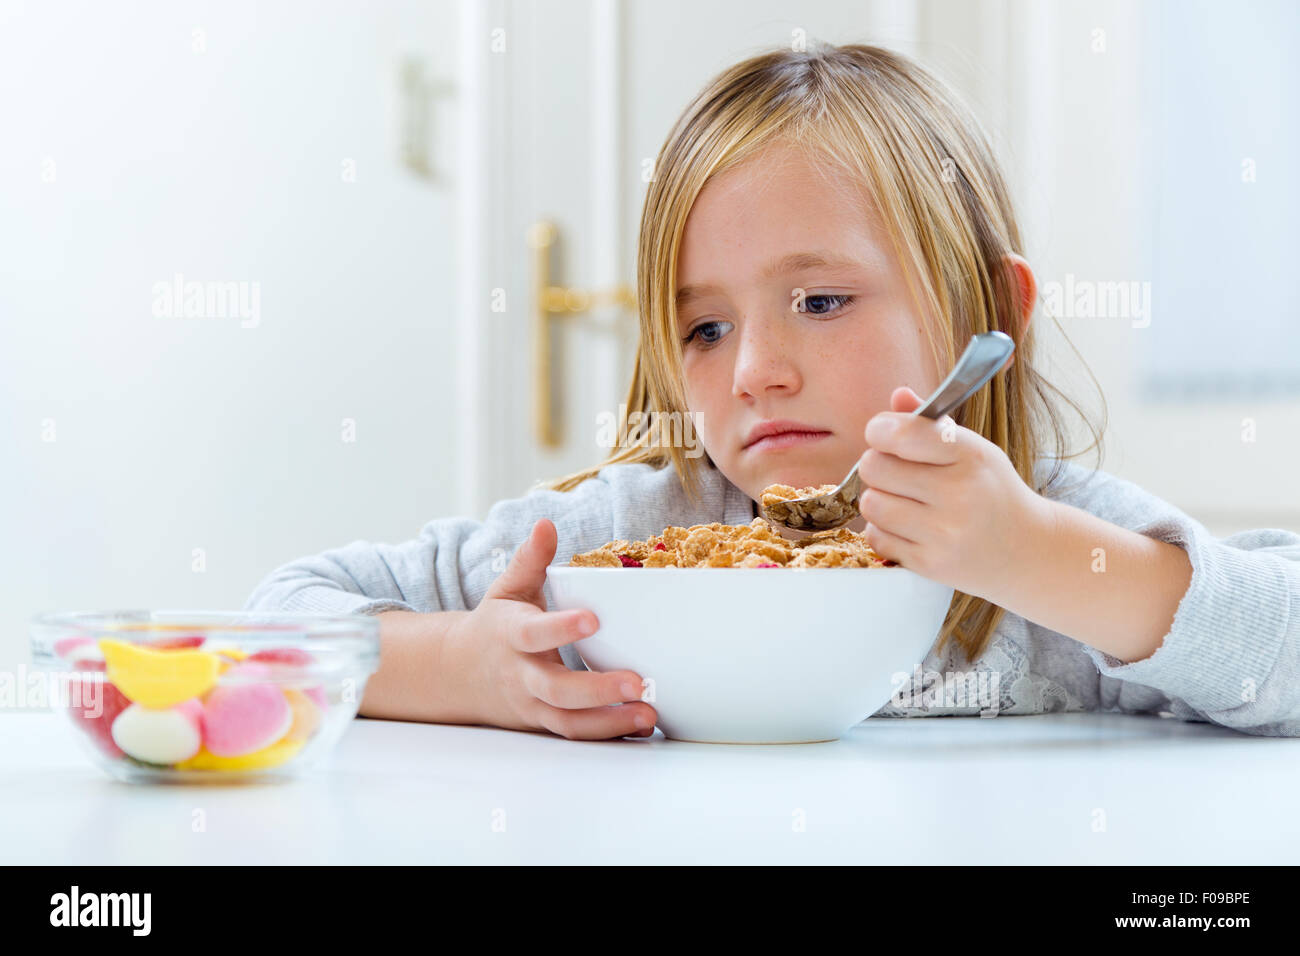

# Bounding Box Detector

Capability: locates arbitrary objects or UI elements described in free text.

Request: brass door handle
[528,220,636,448]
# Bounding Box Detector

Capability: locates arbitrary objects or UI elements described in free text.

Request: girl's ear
[999,253,1038,368]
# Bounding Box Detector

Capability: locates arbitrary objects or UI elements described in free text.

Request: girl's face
[675,142,943,520]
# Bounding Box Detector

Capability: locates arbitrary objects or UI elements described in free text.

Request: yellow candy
[175,735,305,772]
[282,688,322,743]
[210,647,249,674]
[98,638,220,709]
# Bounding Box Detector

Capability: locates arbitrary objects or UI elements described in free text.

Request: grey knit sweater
[243,457,1300,736]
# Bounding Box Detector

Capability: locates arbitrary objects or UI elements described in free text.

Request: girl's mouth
[743,430,831,453]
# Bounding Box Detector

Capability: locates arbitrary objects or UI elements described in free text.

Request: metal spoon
[758,330,1016,532]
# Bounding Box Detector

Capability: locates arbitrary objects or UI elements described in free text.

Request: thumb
[483,518,557,609]
[890,385,923,414]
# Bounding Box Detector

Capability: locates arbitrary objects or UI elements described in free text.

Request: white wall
[1015,0,1300,536]
[0,0,462,672]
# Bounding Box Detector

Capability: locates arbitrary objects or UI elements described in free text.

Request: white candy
[111,701,202,765]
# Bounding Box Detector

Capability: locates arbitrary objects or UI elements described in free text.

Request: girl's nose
[731,314,801,399]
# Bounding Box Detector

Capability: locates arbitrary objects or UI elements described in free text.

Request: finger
[890,385,924,413]
[864,412,963,465]
[483,518,557,608]
[522,657,647,709]
[530,699,658,741]
[858,486,925,546]
[857,448,934,505]
[512,607,599,654]
[862,519,917,567]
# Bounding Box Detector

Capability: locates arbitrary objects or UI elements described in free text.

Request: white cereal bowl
[545,565,954,744]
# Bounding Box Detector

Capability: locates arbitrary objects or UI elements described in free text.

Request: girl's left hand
[857,385,1049,599]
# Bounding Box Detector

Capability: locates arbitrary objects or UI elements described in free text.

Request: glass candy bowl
[30,610,380,783]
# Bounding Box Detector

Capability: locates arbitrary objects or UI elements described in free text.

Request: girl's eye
[682,320,733,349]
[681,294,854,349]
[797,293,856,315]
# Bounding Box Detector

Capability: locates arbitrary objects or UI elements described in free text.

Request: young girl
[245,42,1300,740]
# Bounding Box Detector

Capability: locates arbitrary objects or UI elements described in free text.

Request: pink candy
[67,676,131,758]
[248,647,328,708]
[148,635,206,650]
[54,635,106,671]
[303,686,327,708]
[200,662,294,757]
[247,647,313,666]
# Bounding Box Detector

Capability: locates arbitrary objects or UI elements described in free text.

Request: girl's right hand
[450,518,657,740]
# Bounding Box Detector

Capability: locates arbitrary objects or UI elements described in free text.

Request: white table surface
[3,710,1296,864]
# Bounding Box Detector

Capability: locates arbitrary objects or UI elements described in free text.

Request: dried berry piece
[618,554,642,567]
[653,542,667,551]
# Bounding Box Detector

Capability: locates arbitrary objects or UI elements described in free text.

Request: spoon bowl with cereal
[759,331,1014,532]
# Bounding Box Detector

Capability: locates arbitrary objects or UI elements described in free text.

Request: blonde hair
[544,42,1106,665]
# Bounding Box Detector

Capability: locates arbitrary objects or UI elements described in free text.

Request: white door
[457,0,635,514]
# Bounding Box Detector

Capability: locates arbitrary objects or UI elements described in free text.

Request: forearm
[359,609,480,723]
[985,497,1194,664]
